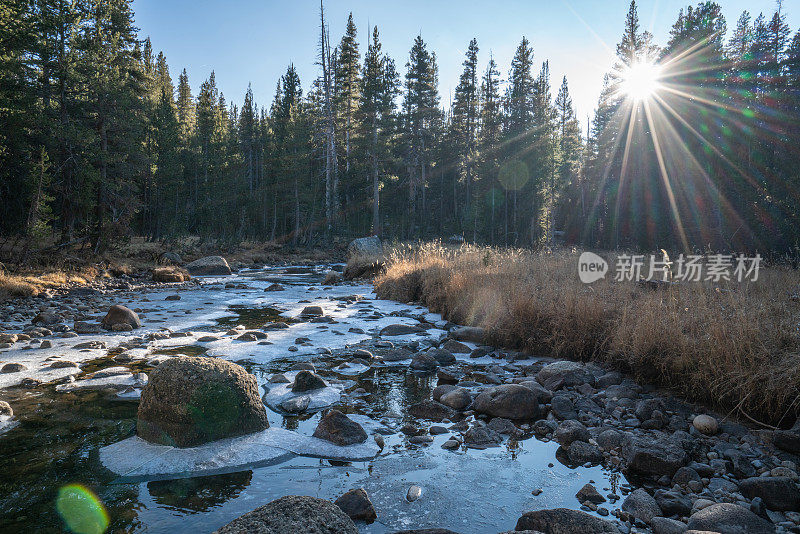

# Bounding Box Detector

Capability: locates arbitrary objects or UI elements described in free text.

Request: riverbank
[371,243,800,426]
[0,236,344,299]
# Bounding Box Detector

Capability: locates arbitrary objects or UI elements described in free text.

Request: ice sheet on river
[100,417,381,480]
[262,370,350,413]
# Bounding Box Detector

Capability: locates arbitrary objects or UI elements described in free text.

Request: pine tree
[402,35,441,236]
[334,13,360,177]
[357,26,399,236]
[451,38,479,235]
[478,54,503,243]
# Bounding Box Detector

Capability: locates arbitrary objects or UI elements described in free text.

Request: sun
[620,60,663,102]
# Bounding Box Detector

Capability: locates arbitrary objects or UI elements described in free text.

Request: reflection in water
[148,471,253,513]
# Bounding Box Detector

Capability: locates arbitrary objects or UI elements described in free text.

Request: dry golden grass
[0,265,105,298]
[370,243,800,425]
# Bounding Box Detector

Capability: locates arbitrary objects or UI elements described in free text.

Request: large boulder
[347,236,382,259]
[686,503,774,534]
[473,384,540,420]
[137,356,269,447]
[739,476,800,511]
[312,410,367,445]
[215,495,358,534]
[185,256,231,276]
[624,435,688,477]
[515,508,618,533]
[536,361,594,389]
[101,305,141,330]
[153,266,190,283]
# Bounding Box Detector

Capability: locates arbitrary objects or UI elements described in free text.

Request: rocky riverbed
[1,262,799,533]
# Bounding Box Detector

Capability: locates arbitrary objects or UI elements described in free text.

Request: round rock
[136,356,269,447]
[215,495,357,534]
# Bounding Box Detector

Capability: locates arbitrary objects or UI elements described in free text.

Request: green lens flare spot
[742,108,755,119]
[56,484,109,534]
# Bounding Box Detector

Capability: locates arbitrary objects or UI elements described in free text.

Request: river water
[0,265,629,533]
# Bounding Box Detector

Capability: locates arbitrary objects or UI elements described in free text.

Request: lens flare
[620,60,663,102]
[56,484,109,534]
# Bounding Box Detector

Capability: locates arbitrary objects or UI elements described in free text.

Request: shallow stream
[0,265,629,533]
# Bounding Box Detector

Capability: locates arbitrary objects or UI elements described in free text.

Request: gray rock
[101,305,141,330]
[622,488,661,524]
[406,485,422,502]
[347,236,382,258]
[650,517,687,534]
[427,348,456,365]
[596,428,627,450]
[432,384,457,402]
[299,306,324,318]
[312,410,367,445]
[214,495,357,534]
[624,436,688,477]
[381,324,424,336]
[334,488,376,523]
[553,419,590,447]
[672,466,702,486]
[576,483,606,504]
[692,414,718,435]
[464,425,503,448]
[291,371,326,392]
[279,395,310,413]
[654,489,692,517]
[1,362,27,373]
[515,508,618,533]
[441,339,471,354]
[536,361,594,390]
[739,476,800,511]
[686,503,774,534]
[410,352,439,372]
[408,400,457,422]
[550,394,577,420]
[439,388,472,411]
[567,440,603,465]
[449,326,485,343]
[473,384,540,420]
[50,360,78,369]
[0,401,12,417]
[186,256,231,276]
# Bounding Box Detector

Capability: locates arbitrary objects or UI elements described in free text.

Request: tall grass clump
[370,243,800,426]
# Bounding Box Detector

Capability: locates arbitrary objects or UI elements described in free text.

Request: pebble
[406,485,422,502]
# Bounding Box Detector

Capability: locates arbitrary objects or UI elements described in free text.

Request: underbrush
[369,243,800,426]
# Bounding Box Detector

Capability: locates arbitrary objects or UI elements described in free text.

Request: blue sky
[132,0,797,132]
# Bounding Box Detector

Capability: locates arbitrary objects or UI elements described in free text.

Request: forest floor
[368,242,800,426]
[0,236,346,299]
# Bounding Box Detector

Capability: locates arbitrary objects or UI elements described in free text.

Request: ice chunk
[99,426,379,480]
[55,373,147,392]
[262,371,345,413]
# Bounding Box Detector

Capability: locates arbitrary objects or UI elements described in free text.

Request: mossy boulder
[137,356,269,447]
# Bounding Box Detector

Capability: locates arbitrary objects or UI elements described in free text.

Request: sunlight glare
[620,60,663,102]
